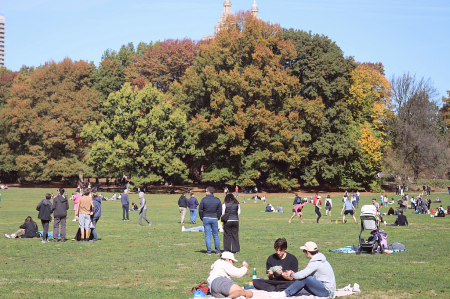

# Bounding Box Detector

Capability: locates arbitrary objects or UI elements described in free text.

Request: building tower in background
[251,0,259,18]
[203,1,259,41]
[0,15,5,67]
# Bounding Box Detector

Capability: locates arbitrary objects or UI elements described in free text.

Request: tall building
[0,15,5,67]
[203,0,259,41]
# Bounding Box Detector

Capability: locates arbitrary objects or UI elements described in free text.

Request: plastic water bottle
[252,268,257,279]
[328,290,334,299]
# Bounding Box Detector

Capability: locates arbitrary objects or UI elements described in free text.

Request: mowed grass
[0,188,449,298]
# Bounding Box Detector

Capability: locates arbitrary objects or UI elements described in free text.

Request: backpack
[189,281,209,295]
[325,200,331,208]
[296,197,301,204]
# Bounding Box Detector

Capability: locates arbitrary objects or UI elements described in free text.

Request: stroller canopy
[360,205,377,217]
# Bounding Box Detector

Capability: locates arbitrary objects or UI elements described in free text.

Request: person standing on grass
[178,192,188,224]
[72,190,81,221]
[36,193,53,243]
[138,192,151,226]
[199,186,222,255]
[270,242,336,298]
[314,196,322,224]
[52,188,69,242]
[91,192,102,241]
[325,195,332,216]
[289,203,304,223]
[384,194,389,209]
[121,189,129,221]
[355,191,360,208]
[341,197,357,224]
[222,193,241,254]
[235,185,239,197]
[187,192,199,224]
[76,189,94,242]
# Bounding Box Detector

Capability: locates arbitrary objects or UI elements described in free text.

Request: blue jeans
[203,218,220,254]
[352,201,356,208]
[190,209,197,223]
[356,200,359,208]
[384,202,388,208]
[91,218,99,241]
[284,276,329,297]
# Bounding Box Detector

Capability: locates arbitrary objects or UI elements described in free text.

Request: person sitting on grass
[387,207,395,216]
[270,241,336,298]
[341,197,357,224]
[289,202,304,223]
[253,238,298,292]
[130,203,139,211]
[278,204,283,213]
[384,210,408,226]
[207,251,253,299]
[5,216,42,239]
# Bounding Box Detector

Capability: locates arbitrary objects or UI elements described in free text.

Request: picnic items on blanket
[252,268,258,279]
[190,281,210,297]
[330,245,406,254]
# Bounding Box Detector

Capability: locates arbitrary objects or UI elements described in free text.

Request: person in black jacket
[178,192,188,224]
[4,216,42,239]
[37,193,53,243]
[385,210,409,226]
[222,194,241,253]
[52,188,69,242]
[199,186,222,255]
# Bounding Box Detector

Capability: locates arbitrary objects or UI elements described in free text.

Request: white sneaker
[384,221,387,226]
[270,291,287,298]
[72,219,77,221]
[353,283,360,292]
[11,234,16,238]
[181,226,185,232]
[4,234,11,238]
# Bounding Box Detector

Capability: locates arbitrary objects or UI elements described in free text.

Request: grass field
[0,188,449,298]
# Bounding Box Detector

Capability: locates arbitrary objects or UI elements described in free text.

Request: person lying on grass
[253,238,298,292]
[270,242,336,298]
[4,216,42,239]
[207,251,253,299]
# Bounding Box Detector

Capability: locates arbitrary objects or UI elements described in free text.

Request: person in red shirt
[235,186,239,197]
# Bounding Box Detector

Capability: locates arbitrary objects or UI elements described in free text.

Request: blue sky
[2,0,449,100]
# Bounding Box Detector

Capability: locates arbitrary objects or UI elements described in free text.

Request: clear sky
[2,0,449,100]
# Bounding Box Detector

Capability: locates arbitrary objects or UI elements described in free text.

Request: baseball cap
[317,196,321,199]
[300,241,318,252]
[221,251,238,262]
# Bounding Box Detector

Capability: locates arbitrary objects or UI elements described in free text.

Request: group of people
[206,238,336,298]
[5,188,101,242]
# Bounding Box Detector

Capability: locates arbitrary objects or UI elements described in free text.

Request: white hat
[317,196,322,199]
[221,251,238,262]
[300,241,318,252]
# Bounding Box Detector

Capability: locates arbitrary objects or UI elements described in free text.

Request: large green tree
[82,83,195,186]
[283,30,392,189]
[0,58,100,181]
[172,12,319,189]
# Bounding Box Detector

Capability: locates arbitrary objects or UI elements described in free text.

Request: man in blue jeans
[199,186,222,255]
[271,241,336,298]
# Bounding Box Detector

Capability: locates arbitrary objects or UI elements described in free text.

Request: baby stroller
[356,205,385,254]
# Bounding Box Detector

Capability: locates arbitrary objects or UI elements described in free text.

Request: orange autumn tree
[0,58,101,181]
[172,11,321,189]
[346,62,393,190]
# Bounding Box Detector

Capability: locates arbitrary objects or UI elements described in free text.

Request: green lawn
[0,188,449,298]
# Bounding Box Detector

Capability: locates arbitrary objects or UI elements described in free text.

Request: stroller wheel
[356,245,361,255]
[380,245,385,254]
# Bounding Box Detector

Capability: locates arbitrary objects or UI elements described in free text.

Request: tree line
[0,12,448,190]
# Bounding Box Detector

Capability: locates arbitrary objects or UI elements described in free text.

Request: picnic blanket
[329,246,406,254]
[201,284,361,298]
[38,231,60,238]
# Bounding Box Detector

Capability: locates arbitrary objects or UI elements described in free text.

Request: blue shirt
[344,201,353,211]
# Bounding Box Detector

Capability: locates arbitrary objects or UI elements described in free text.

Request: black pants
[53,217,66,241]
[41,220,50,240]
[315,206,321,223]
[253,279,296,292]
[223,221,240,253]
[122,204,129,220]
